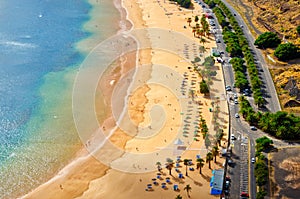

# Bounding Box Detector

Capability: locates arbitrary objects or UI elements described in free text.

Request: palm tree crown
[183,159,190,176]
[206,152,213,169]
[196,158,205,174]
[166,158,174,176]
[212,145,219,163]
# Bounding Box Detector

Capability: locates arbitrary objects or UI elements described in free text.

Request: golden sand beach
[23,0,229,198]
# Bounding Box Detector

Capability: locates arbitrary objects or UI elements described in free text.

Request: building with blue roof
[210,169,224,195]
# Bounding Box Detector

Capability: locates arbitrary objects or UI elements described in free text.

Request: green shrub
[254,32,281,48]
[296,25,300,35]
[274,42,300,61]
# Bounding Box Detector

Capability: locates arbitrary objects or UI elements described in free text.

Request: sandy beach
[23,0,229,198]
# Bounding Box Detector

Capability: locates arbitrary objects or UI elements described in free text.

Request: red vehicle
[225,176,231,182]
[240,192,249,197]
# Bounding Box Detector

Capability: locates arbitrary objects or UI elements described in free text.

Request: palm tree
[196,158,205,174]
[192,27,196,37]
[206,152,213,169]
[216,129,224,146]
[212,145,219,163]
[184,184,192,198]
[187,17,192,27]
[200,14,206,27]
[196,28,201,38]
[183,159,189,176]
[200,37,206,46]
[175,195,182,199]
[205,28,210,38]
[199,45,206,54]
[166,159,174,176]
[156,161,162,172]
[198,28,205,39]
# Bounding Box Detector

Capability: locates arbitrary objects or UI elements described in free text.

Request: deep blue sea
[0,0,120,197]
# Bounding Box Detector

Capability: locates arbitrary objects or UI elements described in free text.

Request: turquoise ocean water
[0,0,120,197]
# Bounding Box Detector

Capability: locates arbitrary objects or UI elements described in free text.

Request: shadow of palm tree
[215,161,223,167]
[194,180,203,187]
[201,174,211,182]
[187,176,203,187]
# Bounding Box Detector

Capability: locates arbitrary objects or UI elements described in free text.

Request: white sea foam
[0,40,37,48]
[20,35,32,39]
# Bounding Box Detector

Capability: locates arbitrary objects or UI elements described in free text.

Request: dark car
[250,126,257,131]
[225,180,230,187]
[228,159,234,167]
[224,189,230,195]
[225,85,231,91]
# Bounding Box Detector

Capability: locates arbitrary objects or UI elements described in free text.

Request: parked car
[225,85,231,91]
[234,99,238,104]
[243,91,250,96]
[217,57,224,63]
[225,180,231,187]
[240,192,249,197]
[230,134,235,140]
[235,113,239,118]
[250,126,257,131]
[224,189,230,195]
[216,38,221,43]
[224,182,230,189]
[251,157,256,163]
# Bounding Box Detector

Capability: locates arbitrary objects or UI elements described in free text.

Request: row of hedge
[254,152,268,199]
[213,0,265,107]
[239,96,300,140]
[254,136,273,199]
[204,0,300,139]
[203,0,264,107]
[230,58,248,90]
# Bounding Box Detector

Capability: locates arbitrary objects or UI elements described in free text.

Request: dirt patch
[239,0,300,43]
[270,147,300,198]
[270,65,300,115]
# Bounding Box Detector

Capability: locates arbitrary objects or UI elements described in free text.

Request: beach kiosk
[210,169,224,195]
[173,138,186,155]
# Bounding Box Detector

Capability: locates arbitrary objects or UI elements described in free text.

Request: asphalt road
[199,0,285,198]
[207,1,285,198]
[220,0,281,113]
